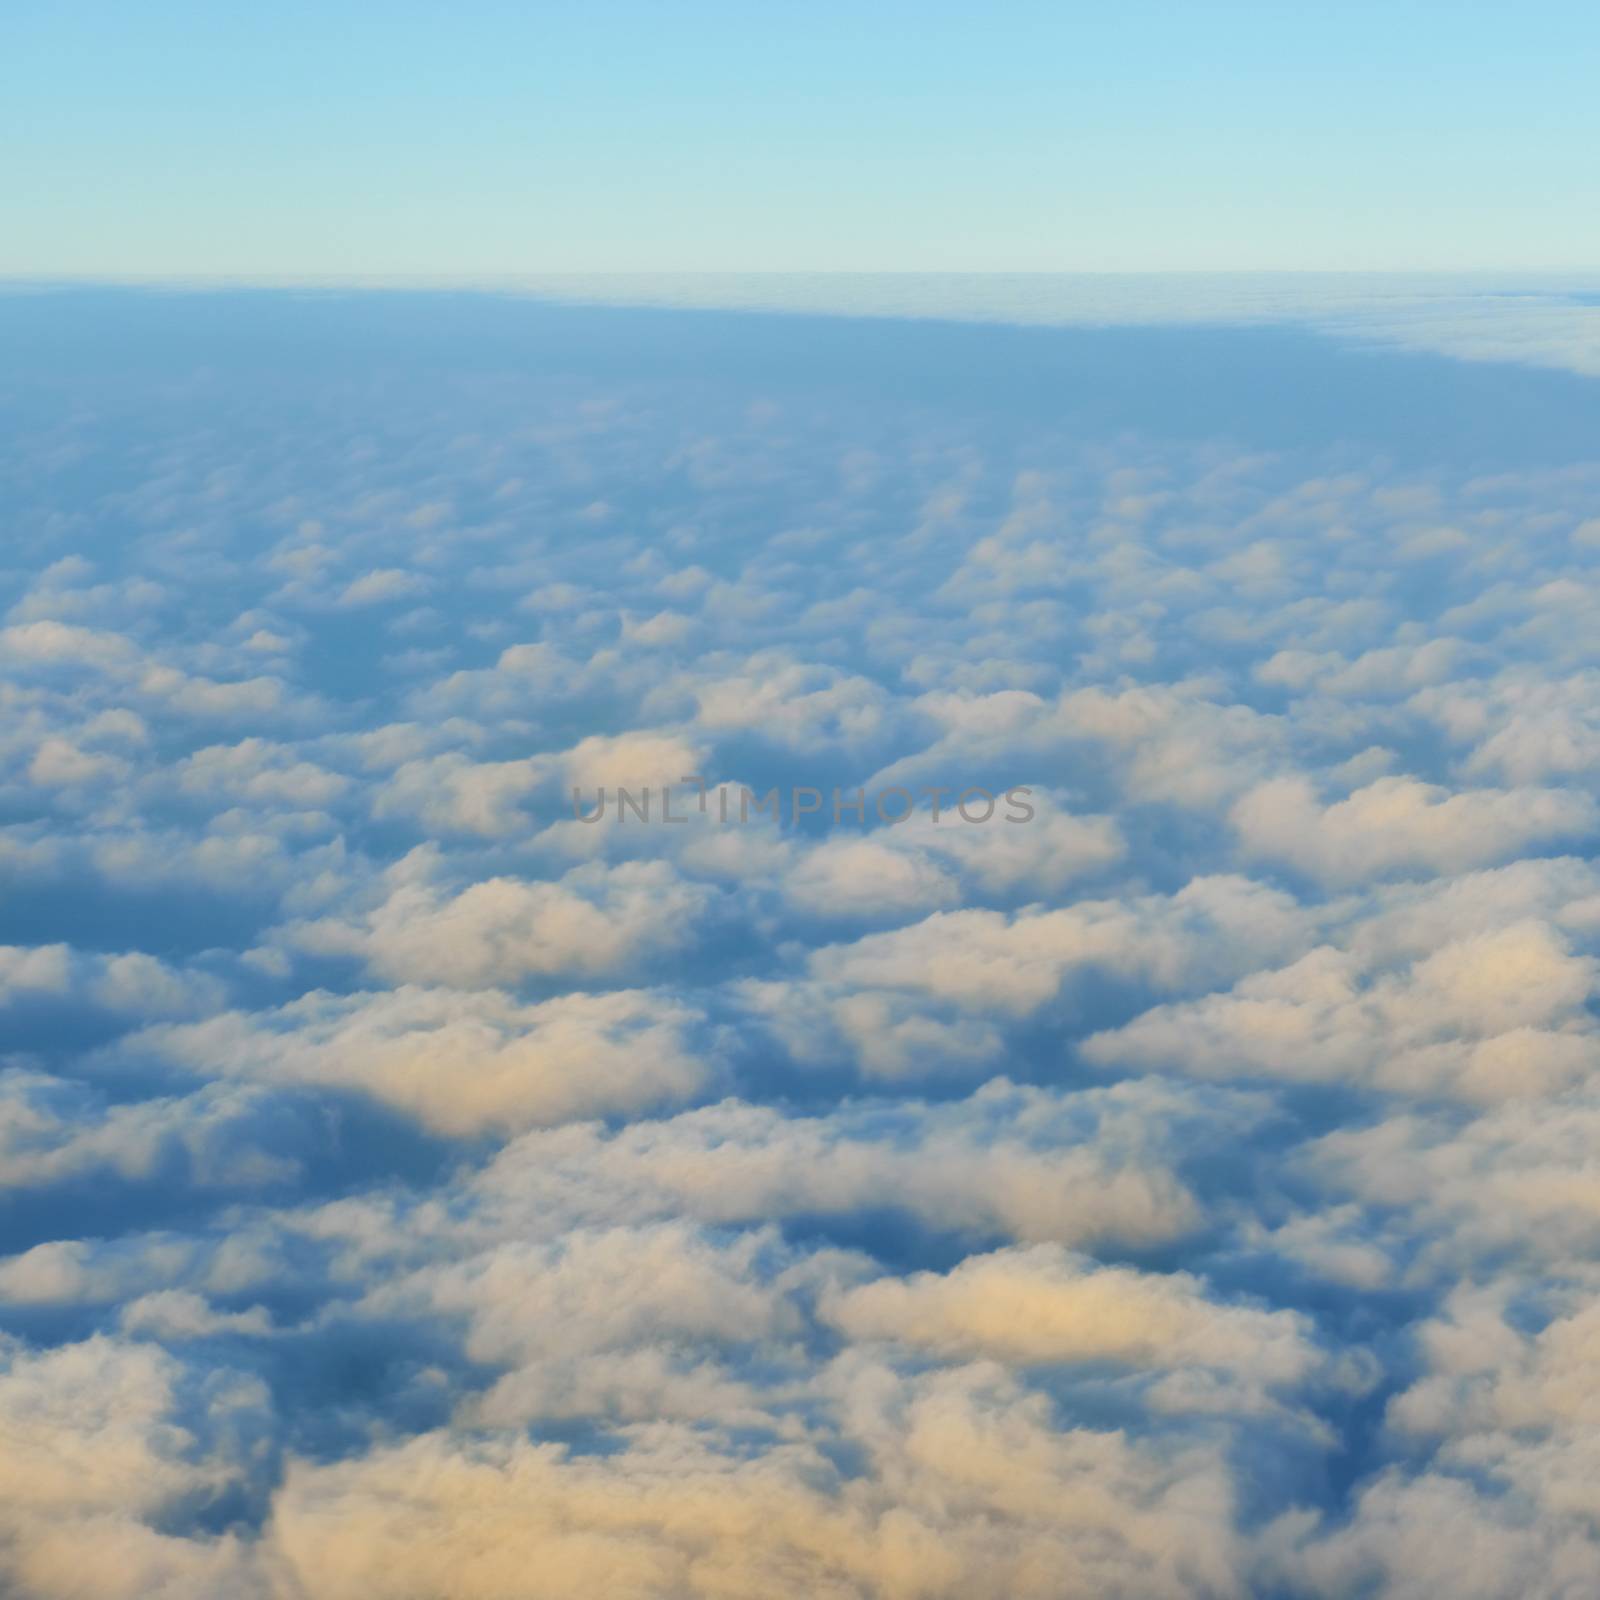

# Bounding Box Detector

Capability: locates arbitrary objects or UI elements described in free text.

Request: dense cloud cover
[2,285,1599,1597]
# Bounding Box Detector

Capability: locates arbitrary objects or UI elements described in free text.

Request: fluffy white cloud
[807,875,1310,1017]
[135,984,713,1136]
[263,1363,1248,1600]
[0,1335,269,1599]
[823,1244,1323,1402]
[471,1078,1224,1249]
[285,849,714,988]
[1232,774,1595,884]
[1085,919,1600,1100]
[370,752,544,836]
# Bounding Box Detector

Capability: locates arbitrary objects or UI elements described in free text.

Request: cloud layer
[2,287,1599,1598]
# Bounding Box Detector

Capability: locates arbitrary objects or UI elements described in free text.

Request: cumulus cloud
[1084,918,1600,1100]
[0,1071,301,1191]
[1,945,223,1018]
[0,1335,269,1599]
[370,751,544,837]
[807,875,1311,1017]
[1232,773,1595,884]
[822,1244,1323,1400]
[262,1366,1248,1600]
[284,848,715,987]
[135,984,713,1135]
[470,1078,1227,1249]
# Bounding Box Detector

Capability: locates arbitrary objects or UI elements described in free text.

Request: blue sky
[7,0,1600,275]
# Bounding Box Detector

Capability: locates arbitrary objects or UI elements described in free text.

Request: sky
[7,8,1600,1597]
[6,0,1600,277]
[3,284,1600,1596]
